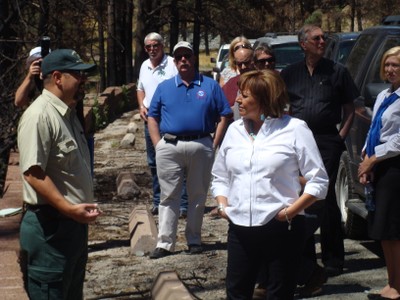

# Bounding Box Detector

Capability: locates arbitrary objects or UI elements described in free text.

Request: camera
[40,36,51,58]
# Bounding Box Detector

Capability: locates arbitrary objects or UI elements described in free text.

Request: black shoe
[187,244,203,254]
[324,265,343,277]
[297,264,327,298]
[150,206,158,215]
[179,210,187,219]
[149,247,171,259]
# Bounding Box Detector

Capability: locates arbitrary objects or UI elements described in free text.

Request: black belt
[176,134,210,141]
[25,204,70,220]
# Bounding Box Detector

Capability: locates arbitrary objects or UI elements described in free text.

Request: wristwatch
[217,204,225,213]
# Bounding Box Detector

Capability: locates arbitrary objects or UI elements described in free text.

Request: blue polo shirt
[148,73,232,135]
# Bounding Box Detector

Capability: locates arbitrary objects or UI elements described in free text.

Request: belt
[176,134,211,141]
[25,204,70,220]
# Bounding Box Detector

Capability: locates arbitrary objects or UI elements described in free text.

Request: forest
[0,0,399,97]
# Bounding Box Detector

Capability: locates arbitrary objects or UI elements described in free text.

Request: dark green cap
[41,49,96,76]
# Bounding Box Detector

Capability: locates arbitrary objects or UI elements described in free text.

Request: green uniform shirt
[18,89,93,205]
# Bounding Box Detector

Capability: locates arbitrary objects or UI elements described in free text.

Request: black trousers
[300,133,345,282]
[226,216,305,300]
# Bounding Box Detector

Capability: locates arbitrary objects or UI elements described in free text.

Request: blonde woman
[219,36,252,87]
[359,46,400,300]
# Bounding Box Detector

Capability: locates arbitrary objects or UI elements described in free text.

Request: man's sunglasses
[234,44,253,52]
[145,43,161,50]
[310,34,329,42]
[174,53,192,61]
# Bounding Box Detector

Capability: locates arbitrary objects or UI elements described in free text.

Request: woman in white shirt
[358,46,400,300]
[211,70,329,300]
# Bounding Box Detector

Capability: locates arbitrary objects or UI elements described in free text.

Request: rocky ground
[84,110,228,300]
[83,110,388,300]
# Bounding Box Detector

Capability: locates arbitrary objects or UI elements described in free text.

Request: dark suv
[324,32,359,64]
[335,20,400,238]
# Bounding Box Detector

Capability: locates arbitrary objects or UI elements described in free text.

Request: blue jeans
[144,122,188,211]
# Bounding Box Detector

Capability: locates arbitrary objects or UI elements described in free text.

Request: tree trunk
[107,0,116,86]
[193,0,201,71]
[169,0,179,53]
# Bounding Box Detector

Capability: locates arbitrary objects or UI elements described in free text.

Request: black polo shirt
[280,58,359,134]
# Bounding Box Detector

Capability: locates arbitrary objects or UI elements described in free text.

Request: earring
[260,114,265,121]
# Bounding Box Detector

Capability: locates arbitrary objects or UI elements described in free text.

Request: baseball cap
[26,46,46,68]
[172,41,193,55]
[41,49,96,76]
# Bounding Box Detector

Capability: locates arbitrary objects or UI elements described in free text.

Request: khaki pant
[155,136,214,251]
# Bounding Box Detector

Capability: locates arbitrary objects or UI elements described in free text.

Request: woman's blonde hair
[380,46,400,81]
[228,36,252,70]
[238,70,288,118]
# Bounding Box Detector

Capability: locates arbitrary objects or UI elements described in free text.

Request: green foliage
[119,85,130,112]
[305,9,323,26]
[92,96,108,131]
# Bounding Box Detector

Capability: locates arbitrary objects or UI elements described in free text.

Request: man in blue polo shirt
[147,41,232,259]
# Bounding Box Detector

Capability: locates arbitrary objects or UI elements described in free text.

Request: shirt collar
[42,89,71,117]
[175,72,201,87]
[147,54,169,70]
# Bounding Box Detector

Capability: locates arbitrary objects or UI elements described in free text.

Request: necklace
[247,120,257,139]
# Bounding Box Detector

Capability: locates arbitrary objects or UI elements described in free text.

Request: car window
[337,40,357,64]
[218,49,229,63]
[346,34,375,80]
[272,43,304,70]
[361,35,400,106]
[324,38,337,61]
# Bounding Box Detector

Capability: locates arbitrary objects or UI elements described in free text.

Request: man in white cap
[15,46,48,107]
[147,41,232,259]
[18,49,100,300]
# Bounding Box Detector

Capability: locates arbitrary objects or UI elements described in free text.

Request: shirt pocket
[57,139,81,173]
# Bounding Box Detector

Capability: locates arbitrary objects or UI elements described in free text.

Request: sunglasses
[255,57,275,65]
[62,70,86,77]
[235,59,252,68]
[234,44,253,52]
[174,53,192,61]
[309,34,328,42]
[145,43,161,50]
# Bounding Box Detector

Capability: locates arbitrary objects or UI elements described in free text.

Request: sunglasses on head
[145,43,161,50]
[234,44,253,52]
[174,53,192,61]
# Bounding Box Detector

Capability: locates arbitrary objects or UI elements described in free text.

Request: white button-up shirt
[366,87,400,160]
[211,115,329,227]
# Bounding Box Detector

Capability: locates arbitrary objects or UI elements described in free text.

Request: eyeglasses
[174,53,192,61]
[309,34,328,42]
[234,44,253,52]
[62,70,86,77]
[235,59,253,68]
[255,57,275,65]
[145,43,161,50]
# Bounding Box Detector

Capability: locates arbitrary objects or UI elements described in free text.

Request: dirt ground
[84,110,228,300]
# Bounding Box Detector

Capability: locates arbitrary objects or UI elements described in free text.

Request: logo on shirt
[196,90,206,100]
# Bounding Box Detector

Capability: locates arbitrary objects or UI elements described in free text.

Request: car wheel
[336,152,367,239]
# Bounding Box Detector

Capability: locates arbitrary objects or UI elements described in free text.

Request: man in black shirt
[281,24,359,297]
